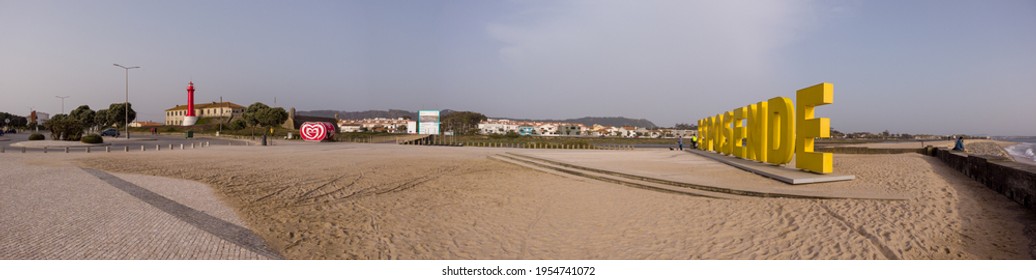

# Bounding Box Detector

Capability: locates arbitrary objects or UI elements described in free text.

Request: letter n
[732,106,747,158]
[748,101,768,162]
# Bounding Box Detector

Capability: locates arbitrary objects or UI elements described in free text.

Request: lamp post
[218,96,223,136]
[55,96,69,115]
[113,64,140,139]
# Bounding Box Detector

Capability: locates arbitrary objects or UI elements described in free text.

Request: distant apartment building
[536,124,558,136]
[477,119,690,138]
[31,111,50,124]
[518,126,535,136]
[339,123,362,133]
[164,102,244,126]
[478,119,520,134]
[477,119,588,136]
[557,124,583,136]
[671,129,695,137]
[475,119,701,138]
[337,117,408,133]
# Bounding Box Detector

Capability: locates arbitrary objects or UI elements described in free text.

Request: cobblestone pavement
[0,155,279,259]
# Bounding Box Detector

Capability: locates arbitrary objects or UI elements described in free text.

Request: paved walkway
[0,155,279,259]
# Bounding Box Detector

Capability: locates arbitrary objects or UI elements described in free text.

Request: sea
[1000,136,1036,165]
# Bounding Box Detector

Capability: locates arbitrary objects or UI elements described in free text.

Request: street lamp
[218,96,223,136]
[113,63,140,139]
[55,96,69,115]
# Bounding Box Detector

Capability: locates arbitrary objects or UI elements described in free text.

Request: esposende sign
[696,83,834,174]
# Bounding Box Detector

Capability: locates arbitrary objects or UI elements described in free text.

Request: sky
[1,0,1034,136]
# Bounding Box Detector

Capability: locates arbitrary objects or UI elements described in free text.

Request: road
[0,131,252,153]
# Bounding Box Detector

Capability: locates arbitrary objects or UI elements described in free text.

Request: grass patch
[81,134,103,144]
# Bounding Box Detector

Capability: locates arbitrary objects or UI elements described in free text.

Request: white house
[537,124,558,136]
[339,123,362,133]
[478,119,522,135]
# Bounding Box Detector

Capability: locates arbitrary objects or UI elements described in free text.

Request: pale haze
[1,0,1034,136]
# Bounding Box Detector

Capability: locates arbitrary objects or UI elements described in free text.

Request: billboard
[416,110,440,135]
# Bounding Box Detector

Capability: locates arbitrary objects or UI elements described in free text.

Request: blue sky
[1,0,1034,135]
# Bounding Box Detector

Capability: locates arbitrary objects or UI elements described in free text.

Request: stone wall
[929,147,1036,212]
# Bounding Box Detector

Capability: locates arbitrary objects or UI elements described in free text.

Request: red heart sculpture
[300,122,327,141]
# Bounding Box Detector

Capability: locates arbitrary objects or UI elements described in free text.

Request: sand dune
[78,143,1035,259]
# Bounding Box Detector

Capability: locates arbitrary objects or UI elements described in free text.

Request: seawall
[928,147,1036,212]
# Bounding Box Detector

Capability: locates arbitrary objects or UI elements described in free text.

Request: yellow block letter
[712,114,723,153]
[705,116,715,151]
[766,97,794,165]
[721,111,733,155]
[795,83,834,174]
[748,101,768,162]
[697,118,705,150]
[732,107,747,158]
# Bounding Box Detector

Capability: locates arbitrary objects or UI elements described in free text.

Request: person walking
[691,135,698,149]
[677,135,684,151]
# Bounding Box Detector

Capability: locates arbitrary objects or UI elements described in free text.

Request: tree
[0,112,28,128]
[255,107,289,129]
[69,105,96,132]
[107,103,136,128]
[94,109,112,129]
[242,102,288,135]
[243,102,270,127]
[44,114,84,141]
[441,111,487,135]
[228,119,247,130]
[831,129,845,138]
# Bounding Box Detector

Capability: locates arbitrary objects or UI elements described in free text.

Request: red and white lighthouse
[182,81,199,126]
[187,81,196,116]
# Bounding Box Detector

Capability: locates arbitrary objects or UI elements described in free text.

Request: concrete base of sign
[686,149,855,185]
[497,150,897,200]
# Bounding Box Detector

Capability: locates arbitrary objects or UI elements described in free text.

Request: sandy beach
[835,139,1016,159]
[41,142,1030,260]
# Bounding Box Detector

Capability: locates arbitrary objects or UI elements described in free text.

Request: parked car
[100,128,120,137]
